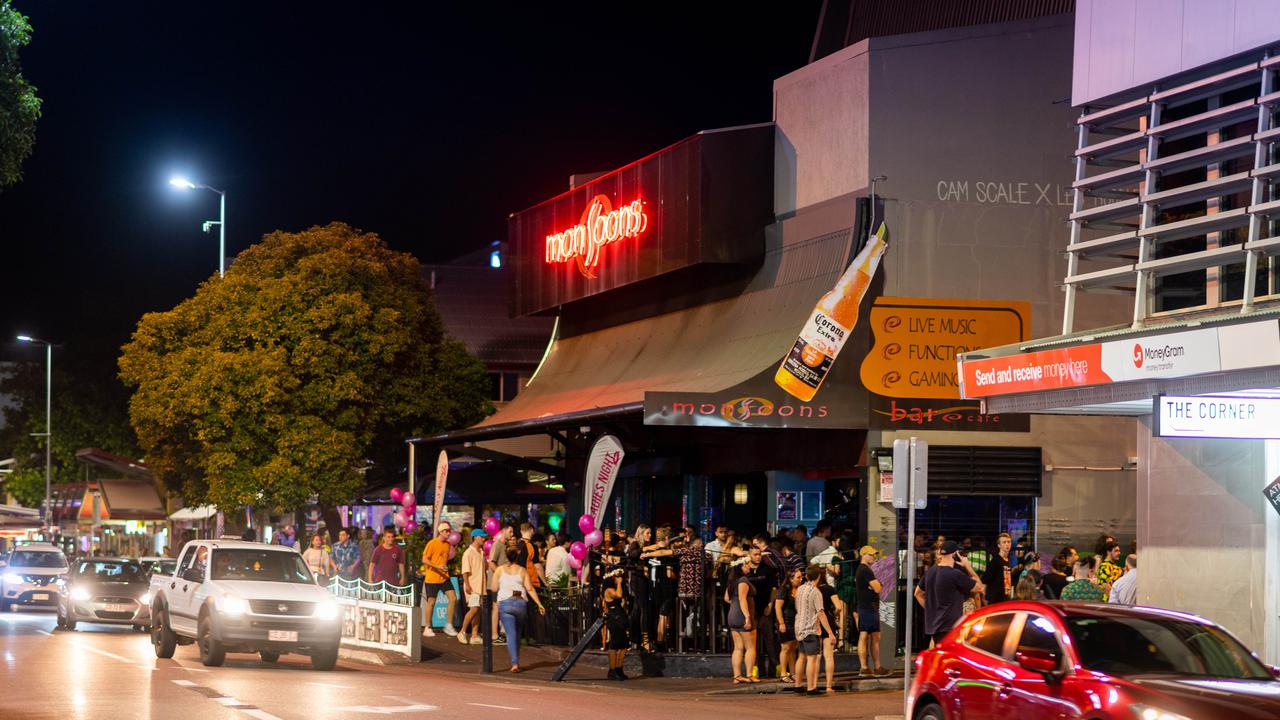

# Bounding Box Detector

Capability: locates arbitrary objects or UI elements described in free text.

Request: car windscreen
[1067,615,1271,680]
[77,561,145,582]
[210,549,313,584]
[9,551,67,569]
[146,560,177,574]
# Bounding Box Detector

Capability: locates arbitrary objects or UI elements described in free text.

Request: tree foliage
[118,222,492,512]
[0,358,139,507]
[0,1,40,189]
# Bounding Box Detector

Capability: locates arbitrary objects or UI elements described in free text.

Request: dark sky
[0,2,819,370]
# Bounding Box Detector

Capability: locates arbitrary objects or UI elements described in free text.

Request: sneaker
[470,636,482,645]
[874,666,892,677]
[858,668,872,678]
[444,625,458,637]
[457,631,469,645]
[424,627,436,638]
[492,637,506,645]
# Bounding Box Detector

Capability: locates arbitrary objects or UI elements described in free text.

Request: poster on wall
[1265,476,1280,519]
[776,491,798,521]
[861,296,1031,432]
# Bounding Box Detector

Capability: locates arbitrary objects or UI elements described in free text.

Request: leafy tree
[119,222,492,512]
[0,357,139,507]
[0,1,40,189]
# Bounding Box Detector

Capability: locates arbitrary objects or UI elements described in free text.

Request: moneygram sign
[960,320,1280,398]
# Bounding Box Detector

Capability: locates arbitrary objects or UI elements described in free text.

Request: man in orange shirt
[421,522,458,638]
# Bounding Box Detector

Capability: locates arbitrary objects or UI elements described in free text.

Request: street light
[15,335,51,530]
[169,175,227,278]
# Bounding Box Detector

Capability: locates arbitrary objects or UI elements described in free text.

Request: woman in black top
[725,546,760,684]
[775,568,802,684]
[602,571,630,680]
[1040,546,1077,600]
[817,574,843,694]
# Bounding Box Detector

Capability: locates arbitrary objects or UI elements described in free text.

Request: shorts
[466,593,481,609]
[857,606,880,633]
[798,634,820,655]
[423,581,453,598]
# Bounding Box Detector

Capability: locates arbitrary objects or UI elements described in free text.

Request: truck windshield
[209,549,313,584]
[9,551,68,569]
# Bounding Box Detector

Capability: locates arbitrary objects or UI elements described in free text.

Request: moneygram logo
[1132,343,1143,368]
[1133,342,1186,369]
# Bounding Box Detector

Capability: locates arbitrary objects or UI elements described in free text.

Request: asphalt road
[0,608,904,720]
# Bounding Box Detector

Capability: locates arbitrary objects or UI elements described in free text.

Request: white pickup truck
[149,539,342,669]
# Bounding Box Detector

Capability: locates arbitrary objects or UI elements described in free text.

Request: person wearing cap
[854,544,889,677]
[914,540,985,647]
[458,529,488,644]
[421,522,459,638]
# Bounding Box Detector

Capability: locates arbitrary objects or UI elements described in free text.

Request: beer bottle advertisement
[774,223,887,401]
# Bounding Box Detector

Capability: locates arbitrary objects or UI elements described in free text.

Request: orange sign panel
[860,297,1031,399]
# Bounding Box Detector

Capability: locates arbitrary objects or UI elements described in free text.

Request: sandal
[747,677,761,683]
[780,674,795,684]
[733,676,750,684]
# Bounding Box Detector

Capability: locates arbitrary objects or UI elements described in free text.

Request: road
[0,609,904,720]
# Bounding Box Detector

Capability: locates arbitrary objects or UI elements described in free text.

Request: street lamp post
[16,336,51,530]
[169,176,227,278]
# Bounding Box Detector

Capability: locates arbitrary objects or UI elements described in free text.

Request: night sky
[0,3,819,370]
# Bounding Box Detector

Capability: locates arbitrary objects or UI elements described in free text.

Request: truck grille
[248,600,314,616]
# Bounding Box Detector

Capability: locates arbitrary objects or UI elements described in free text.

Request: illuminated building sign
[1154,394,1280,440]
[544,195,648,278]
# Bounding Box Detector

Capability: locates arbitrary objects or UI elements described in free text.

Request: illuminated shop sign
[1154,394,1280,440]
[544,195,648,278]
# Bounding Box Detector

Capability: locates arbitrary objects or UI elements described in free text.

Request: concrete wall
[1137,418,1269,654]
[773,41,870,217]
[1074,0,1280,105]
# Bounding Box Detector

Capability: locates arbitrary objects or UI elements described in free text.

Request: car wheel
[65,612,77,631]
[152,609,177,659]
[310,645,339,671]
[55,604,66,629]
[0,598,10,613]
[914,702,946,720]
[259,650,280,663]
[197,614,225,667]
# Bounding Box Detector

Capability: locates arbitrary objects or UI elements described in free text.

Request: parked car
[909,601,1280,720]
[139,556,177,578]
[149,539,342,669]
[0,543,69,611]
[56,557,151,631]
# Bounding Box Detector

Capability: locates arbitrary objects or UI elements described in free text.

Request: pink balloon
[566,553,582,570]
[484,517,501,535]
[447,531,462,546]
[483,539,493,555]
[578,514,595,534]
[401,493,416,509]
[569,541,588,561]
[389,487,404,503]
[404,519,418,534]
[584,529,603,547]
[392,511,408,528]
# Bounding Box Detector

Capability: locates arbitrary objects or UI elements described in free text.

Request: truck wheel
[259,650,280,663]
[197,614,225,667]
[152,610,176,659]
[55,605,66,629]
[65,612,77,631]
[310,645,339,671]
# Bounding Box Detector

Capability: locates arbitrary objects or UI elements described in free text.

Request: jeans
[498,598,527,666]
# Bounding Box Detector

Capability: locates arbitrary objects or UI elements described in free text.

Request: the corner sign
[1154,395,1280,440]
[545,194,648,278]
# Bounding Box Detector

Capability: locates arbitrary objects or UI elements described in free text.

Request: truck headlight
[70,587,91,602]
[2,572,21,585]
[314,600,340,620]
[140,593,152,606]
[221,595,249,617]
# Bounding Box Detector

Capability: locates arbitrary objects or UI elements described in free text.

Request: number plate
[268,630,298,642]
[105,603,134,612]
[31,593,48,601]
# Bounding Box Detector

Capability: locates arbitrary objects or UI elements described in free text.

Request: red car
[909,601,1280,720]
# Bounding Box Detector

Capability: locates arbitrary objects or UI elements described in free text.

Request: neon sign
[544,195,647,278]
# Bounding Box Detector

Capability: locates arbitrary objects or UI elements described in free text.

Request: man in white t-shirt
[459,530,487,645]
[544,533,569,584]
[1108,555,1138,606]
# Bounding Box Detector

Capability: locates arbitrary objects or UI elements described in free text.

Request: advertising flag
[583,435,625,528]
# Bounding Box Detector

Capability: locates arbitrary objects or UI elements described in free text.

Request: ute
[149,539,342,669]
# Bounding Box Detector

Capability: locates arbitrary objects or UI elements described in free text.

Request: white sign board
[335,596,422,660]
[1154,395,1280,440]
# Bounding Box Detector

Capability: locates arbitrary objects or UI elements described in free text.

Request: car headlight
[1131,705,1193,720]
[221,595,249,617]
[70,587,91,602]
[2,572,21,585]
[313,600,340,620]
[140,593,152,606]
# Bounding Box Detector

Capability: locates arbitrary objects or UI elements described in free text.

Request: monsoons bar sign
[545,195,648,278]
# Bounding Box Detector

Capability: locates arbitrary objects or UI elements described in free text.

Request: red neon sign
[545,195,648,278]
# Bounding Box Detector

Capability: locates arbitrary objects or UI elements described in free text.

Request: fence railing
[327,576,416,607]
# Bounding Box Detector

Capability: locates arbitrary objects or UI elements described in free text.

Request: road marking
[171,680,197,687]
[36,629,52,636]
[334,705,437,714]
[178,666,211,672]
[308,681,354,689]
[169,678,284,720]
[75,643,136,664]
[469,703,521,710]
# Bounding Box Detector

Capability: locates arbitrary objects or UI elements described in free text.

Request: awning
[0,504,40,528]
[169,505,218,521]
[79,480,167,522]
[415,195,865,444]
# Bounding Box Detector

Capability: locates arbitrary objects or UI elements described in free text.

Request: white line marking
[308,681,355,688]
[36,629,52,636]
[75,643,135,663]
[469,703,521,710]
[214,697,245,706]
[171,679,197,687]
[242,710,284,720]
[179,666,210,672]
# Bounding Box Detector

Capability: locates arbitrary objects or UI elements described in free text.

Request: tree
[0,1,40,189]
[118,222,492,512]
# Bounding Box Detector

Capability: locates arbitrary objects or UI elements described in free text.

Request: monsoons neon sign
[545,195,648,277]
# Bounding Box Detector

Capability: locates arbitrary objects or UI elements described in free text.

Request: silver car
[0,544,69,611]
[57,558,152,631]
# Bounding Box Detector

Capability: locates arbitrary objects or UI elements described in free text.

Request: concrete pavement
[0,608,906,719]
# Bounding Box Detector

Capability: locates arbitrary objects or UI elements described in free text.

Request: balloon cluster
[566,514,603,577]
[388,487,418,534]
